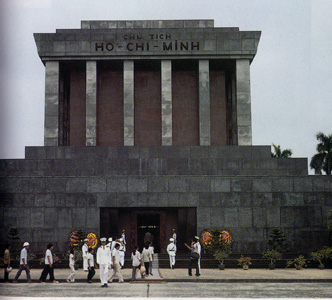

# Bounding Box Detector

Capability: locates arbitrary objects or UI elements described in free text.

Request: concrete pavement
[2,267,332,283]
[1,268,332,298]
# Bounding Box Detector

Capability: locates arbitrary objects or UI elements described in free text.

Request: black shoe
[195,274,200,277]
[101,285,105,287]
[188,274,192,276]
[104,284,108,288]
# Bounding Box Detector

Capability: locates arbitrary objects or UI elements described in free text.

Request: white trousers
[119,253,125,267]
[169,255,176,268]
[68,264,75,282]
[83,258,88,271]
[99,264,109,285]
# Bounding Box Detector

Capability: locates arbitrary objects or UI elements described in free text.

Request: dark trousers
[87,267,95,281]
[188,258,199,276]
[4,267,9,281]
[39,265,55,282]
[144,262,150,275]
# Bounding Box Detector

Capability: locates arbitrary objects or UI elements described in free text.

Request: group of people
[3,229,202,284]
[80,232,128,287]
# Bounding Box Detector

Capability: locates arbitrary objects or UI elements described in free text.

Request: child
[87,248,95,283]
[66,248,75,283]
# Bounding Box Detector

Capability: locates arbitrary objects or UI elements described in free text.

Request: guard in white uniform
[107,237,113,269]
[97,237,110,288]
[172,229,177,245]
[118,238,125,268]
[82,239,89,272]
[167,238,177,269]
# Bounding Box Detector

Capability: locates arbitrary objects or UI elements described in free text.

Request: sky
[0,0,331,174]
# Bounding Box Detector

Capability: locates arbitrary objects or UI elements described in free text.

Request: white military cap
[100,237,107,242]
[23,242,30,247]
[119,238,123,242]
[108,237,113,242]
[169,238,174,242]
[84,238,88,242]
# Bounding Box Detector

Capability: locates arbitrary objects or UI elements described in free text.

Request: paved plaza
[1,268,332,298]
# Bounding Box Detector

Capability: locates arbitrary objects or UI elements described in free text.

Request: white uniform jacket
[97,245,111,265]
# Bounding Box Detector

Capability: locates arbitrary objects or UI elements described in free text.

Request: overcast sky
[0,0,331,174]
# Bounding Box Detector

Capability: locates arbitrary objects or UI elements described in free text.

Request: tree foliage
[267,228,289,255]
[271,144,292,158]
[310,132,332,175]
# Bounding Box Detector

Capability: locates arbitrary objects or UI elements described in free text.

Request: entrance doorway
[137,214,160,252]
[100,207,196,254]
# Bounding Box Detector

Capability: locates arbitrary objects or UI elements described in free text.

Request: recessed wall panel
[172,61,199,146]
[97,61,124,146]
[134,61,161,146]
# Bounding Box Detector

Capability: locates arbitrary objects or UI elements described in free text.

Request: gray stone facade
[1,146,331,254]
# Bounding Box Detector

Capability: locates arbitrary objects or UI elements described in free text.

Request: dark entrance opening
[100,207,196,254]
[137,214,160,252]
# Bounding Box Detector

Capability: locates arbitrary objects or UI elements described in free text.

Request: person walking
[141,243,151,277]
[66,248,75,283]
[108,243,124,283]
[39,243,58,283]
[82,238,89,272]
[167,238,177,269]
[107,237,113,270]
[13,242,32,283]
[131,245,142,280]
[97,237,110,288]
[4,244,11,283]
[87,248,95,283]
[148,242,154,275]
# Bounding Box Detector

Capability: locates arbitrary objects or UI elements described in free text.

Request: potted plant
[201,228,232,270]
[286,255,307,270]
[262,249,281,270]
[213,247,231,270]
[237,255,252,270]
[311,247,332,269]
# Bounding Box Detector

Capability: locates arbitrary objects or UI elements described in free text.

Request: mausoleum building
[0,20,331,255]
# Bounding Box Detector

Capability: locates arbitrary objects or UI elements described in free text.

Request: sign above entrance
[34,21,261,61]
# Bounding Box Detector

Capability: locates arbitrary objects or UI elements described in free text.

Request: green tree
[310,132,332,175]
[267,228,289,255]
[271,144,292,158]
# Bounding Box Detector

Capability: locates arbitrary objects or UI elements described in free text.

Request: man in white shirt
[39,243,58,283]
[13,242,32,283]
[82,239,89,272]
[187,236,201,277]
[97,237,110,288]
[167,238,177,269]
[108,243,124,283]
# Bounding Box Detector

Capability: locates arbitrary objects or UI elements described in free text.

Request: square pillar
[236,59,252,145]
[44,61,59,146]
[199,60,210,145]
[86,61,97,146]
[123,60,134,146]
[161,60,172,146]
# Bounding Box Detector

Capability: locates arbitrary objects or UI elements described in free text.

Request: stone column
[44,61,59,146]
[86,61,97,146]
[199,60,210,145]
[236,59,252,145]
[161,60,172,146]
[123,60,134,146]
